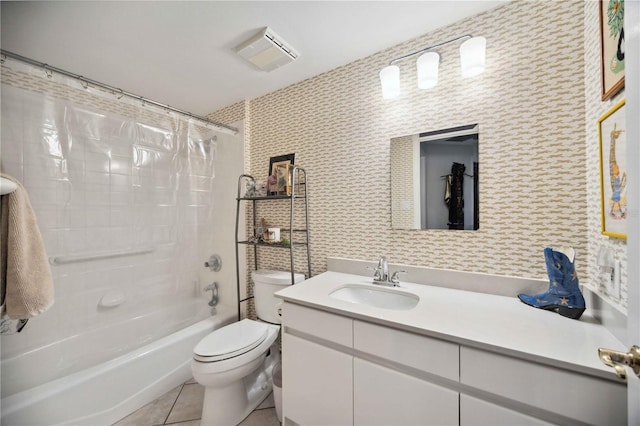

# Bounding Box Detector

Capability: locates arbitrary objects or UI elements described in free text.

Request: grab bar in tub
[50,246,155,265]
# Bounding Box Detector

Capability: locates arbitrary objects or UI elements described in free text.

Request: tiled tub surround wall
[0,68,242,397]
[207,101,257,319]
[210,1,629,314]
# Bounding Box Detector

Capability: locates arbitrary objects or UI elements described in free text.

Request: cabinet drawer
[353,320,458,381]
[460,394,550,426]
[354,358,458,425]
[283,302,352,347]
[460,346,627,425]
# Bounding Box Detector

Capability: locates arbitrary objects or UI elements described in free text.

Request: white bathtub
[0,310,235,426]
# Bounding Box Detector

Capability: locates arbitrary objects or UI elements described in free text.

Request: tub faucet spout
[205,282,218,307]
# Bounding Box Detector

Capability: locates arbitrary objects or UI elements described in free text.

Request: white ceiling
[1,1,508,116]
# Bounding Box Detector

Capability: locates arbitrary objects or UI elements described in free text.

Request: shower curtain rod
[0,49,238,134]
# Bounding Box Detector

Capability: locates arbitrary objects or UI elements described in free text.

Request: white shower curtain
[0,82,240,396]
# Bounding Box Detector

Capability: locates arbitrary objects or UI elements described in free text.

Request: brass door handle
[598,345,640,382]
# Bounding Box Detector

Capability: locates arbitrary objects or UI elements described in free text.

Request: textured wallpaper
[583,0,627,311]
[210,1,629,306]
[390,134,416,229]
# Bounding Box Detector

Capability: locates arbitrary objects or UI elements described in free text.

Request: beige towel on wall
[0,174,54,319]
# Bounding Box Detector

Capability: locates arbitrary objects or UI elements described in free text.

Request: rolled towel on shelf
[0,174,54,323]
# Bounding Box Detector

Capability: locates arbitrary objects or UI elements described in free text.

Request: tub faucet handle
[204,254,222,272]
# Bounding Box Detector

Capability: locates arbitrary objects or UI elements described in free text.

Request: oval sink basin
[329,284,419,311]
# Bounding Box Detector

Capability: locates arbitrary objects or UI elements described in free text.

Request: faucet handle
[390,270,407,285]
[367,266,383,281]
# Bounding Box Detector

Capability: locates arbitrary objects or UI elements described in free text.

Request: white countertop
[275,270,627,381]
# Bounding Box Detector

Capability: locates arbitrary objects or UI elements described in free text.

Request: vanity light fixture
[379,34,486,99]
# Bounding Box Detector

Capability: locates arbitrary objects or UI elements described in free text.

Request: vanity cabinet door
[353,358,458,426]
[353,320,459,381]
[460,346,627,425]
[460,394,551,426]
[282,333,353,425]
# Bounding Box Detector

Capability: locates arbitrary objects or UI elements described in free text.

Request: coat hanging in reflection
[445,162,465,230]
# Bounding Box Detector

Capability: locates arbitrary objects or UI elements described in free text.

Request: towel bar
[50,247,155,265]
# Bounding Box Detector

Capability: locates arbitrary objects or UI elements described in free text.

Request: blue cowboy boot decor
[518,247,586,320]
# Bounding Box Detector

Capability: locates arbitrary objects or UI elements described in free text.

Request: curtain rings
[0,54,6,64]
[79,77,89,89]
[43,64,53,79]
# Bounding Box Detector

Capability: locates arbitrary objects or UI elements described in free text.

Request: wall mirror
[391,124,479,230]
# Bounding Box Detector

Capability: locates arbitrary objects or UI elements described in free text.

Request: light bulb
[380,65,400,99]
[416,51,440,89]
[460,36,486,78]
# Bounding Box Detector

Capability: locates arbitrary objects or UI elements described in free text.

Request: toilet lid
[193,319,268,362]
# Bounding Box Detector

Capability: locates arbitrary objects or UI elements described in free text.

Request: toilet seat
[193,319,268,363]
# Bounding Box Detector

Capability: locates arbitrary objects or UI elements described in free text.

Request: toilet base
[201,346,280,426]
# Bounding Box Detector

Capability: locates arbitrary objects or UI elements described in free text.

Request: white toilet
[192,269,304,426]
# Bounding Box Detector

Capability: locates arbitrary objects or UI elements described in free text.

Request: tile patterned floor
[113,378,280,426]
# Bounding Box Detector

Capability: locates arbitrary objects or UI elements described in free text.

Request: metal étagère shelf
[234,167,311,320]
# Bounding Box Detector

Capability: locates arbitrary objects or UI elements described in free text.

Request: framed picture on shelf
[268,153,295,193]
[598,98,627,239]
[599,0,625,100]
[275,164,288,195]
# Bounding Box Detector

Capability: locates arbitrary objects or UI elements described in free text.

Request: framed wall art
[599,0,625,100]
[598,98,627,239]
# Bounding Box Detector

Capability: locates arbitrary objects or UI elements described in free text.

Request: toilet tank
[252,269,305,324]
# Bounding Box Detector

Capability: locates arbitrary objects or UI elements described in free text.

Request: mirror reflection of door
[391,124,479,230]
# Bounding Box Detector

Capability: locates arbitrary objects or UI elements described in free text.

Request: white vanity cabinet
[281,300,627,426]
[281,302,354,425]
[282,302,459,425]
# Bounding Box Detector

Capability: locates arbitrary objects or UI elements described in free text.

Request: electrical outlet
[597,246,616,294]
[604,260,621,299]
[603,266,614,295]
[611,260,621,300]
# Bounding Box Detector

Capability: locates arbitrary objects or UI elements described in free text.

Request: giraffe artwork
[608,123,626,220]
[599,99,627,239]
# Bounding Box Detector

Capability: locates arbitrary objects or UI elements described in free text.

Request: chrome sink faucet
[379,256,389,282]
[368,256,406,287]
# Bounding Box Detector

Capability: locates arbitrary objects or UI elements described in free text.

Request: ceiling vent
[234,27,299,72]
